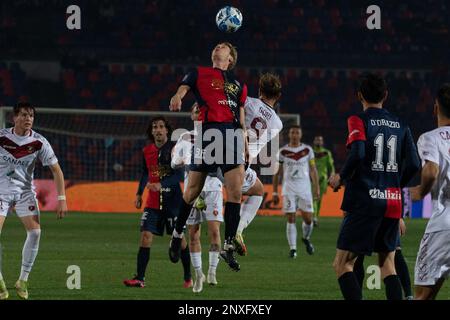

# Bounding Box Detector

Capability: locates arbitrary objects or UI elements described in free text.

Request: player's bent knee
[140,231,153,247]
[210,243,220,252]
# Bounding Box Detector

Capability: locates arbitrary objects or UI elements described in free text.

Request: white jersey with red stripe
[278,143,315,196]
[417,127,450,233]
[171,130,222,192]
[0,128,58,195]
[245,97,283,160]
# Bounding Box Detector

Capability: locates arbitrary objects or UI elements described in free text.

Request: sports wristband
[57,195,66,201]
[272,192,278,196]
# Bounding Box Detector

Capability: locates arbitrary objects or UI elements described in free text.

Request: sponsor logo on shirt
[2,155,30,166]
[369,188,401,200]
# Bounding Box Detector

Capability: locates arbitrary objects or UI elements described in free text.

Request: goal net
[0,107,299,212]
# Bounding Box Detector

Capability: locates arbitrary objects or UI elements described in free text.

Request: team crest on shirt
[211,79,224,89]
[27,145,34,153]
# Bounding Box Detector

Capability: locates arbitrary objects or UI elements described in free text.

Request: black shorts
[337,212,400,256]
[140,207,177,236]
[189,122,245,174]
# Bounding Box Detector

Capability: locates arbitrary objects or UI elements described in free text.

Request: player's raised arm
[169,85,190,111]
[48,163,67,219]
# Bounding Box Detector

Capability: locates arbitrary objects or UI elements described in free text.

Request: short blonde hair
[222,42,238,70]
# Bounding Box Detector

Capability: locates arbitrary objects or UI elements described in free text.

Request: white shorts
[186,191,224,225]
[241,167,257,194]
[0,192,40,218]
[282,193,314,213]
[414,230,450,286]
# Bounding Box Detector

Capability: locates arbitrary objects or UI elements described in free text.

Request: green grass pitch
[0,212,449,300]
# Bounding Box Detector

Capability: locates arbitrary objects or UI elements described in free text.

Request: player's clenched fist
[328,173,342,192]
[169,94,182,111]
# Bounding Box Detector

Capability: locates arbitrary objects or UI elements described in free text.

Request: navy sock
[395,250,412,297]
[384,274,403,300]
[224,202,241,243]
[353,254,366,289]
[180,246,191,281]
[136,247,150,281]
[338,272,362,300]
[175,199,193,234]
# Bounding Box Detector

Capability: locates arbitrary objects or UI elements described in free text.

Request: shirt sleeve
[417,132,439,165]
[180,68,198,88]
[346,115,367,147]
[239,83,248,108]
[38,138,58,166]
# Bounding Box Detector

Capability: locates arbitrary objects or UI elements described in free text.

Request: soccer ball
[215,6,243,33]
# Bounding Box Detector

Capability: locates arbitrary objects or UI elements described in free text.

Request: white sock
[208,251,220,274]
[20,229,41,282]
[302,222,313,240]
[286,223,297,250]
[0,231,3,281]
[237,196,263,234]
[190,252,202,276]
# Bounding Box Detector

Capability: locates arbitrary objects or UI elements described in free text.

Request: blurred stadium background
[0,0,449,299]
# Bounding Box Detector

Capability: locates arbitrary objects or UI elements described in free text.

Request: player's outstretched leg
[301,212,314,255]
[286,213,297,258]
[207,221,222,285]
[124,231,152,288]
[394,249,412,300]
[0,256,8,300]
[220,201,241,272]
[170,172,206,263]
[188,224,205,293]
[180,240,192,289]
[235,176,264,256]
[235,195,263,256]
[353,254,366,289]
[16,225,41,300]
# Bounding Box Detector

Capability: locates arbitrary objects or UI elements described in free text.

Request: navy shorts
[140,208,177,236]
[189,122,245,174]
[337,212,400,256]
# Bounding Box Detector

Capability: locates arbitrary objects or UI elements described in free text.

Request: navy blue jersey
[341,107,420,218]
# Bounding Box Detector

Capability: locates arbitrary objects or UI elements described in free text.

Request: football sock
[175,200,193,235]
[338,272,362,300]
[190,251,202,275]
[136,247,150,281]
[20,229,41,282]
[208,251,220,273]
[353,254,366,289]
[384,274,403,300]
[180,246,192,281]
[224,202,241,243]
[0,231,3,281]
[286,222,297,250]
[302,221,313,240]
[237,196,262,234]
[395,250,412,298]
